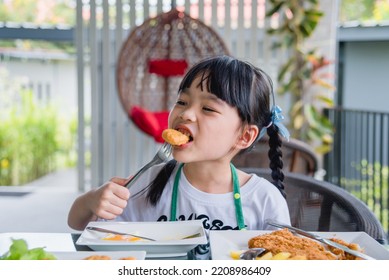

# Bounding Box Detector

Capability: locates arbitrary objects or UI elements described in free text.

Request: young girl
[68,55,291,259]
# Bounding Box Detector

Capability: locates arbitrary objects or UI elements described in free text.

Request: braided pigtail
[267,124,286,198]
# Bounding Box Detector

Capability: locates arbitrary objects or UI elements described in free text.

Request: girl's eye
[203,107,216,112]
[176,100,186,106]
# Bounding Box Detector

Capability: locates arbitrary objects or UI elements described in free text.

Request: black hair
[136,55,286,205]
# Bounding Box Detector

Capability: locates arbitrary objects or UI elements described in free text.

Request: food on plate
[102,233,142,242]
[328,237,363,260]
[0,239,57,260]
[256,251,307,260]
[162,129,190,146]
[119,256,137,260]
[246,228,364,260]
[83,255,137,260]
[83,255,112,260]
[230,250,307,260]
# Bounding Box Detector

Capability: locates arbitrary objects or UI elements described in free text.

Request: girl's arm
[67,177,130,230]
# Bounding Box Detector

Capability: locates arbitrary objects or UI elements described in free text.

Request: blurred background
[0,0,388,235]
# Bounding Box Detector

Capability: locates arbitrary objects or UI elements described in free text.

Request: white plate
[210,230,389,260]
[51,250,146,260]
[76,220,207,257]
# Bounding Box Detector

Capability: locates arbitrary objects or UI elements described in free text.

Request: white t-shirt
[114,162,291,259]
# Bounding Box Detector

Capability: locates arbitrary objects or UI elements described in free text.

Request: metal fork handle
[86,226,156,241]
[124,156,161,189]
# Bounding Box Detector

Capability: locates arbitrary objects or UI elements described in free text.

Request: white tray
[76,220,207,258]
[210,230,389,260]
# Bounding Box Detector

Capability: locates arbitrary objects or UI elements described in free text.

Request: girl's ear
[236,125,259,149]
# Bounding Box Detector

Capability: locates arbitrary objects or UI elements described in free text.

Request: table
[0,232,191,260]
[2,232,388,260]
[0,232,85,253]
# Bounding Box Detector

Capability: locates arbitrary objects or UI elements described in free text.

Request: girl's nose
[179,107,196,122]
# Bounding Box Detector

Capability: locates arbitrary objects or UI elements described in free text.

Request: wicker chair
[116,8,229,142]
[242,168,388,245]
[232,136,320,176]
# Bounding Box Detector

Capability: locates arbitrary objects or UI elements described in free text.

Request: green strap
[170,163,184,221]
[231,164,246,230]
[170,163,246,230]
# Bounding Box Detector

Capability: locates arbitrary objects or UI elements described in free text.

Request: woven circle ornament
[116,8,229,142]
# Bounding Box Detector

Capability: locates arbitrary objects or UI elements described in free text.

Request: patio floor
[0,169,82,234]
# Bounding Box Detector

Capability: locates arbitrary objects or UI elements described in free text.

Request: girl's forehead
[180,87,220,101]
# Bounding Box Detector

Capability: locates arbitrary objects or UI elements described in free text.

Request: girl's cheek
[167,110,177,125]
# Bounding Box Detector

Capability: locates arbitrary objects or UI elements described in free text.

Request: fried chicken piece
[83,255,112,260]
[248,229,337,260]
[162,129,189,146]
[328,237,362,260]
[119,256,137,260]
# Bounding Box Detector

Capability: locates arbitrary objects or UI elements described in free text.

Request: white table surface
[0,232,78,255]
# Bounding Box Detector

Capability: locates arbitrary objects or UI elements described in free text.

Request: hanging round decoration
[116,8,229,142]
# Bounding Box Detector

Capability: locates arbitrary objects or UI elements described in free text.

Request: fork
[86,226,201,241]
[124,142,172,189]
[240,248,268,260]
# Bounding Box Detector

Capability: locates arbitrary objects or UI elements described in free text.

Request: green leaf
[6,239,29,260]
[305,9,324,18]
[290,100,303,117]
[265,1,286,17]
[315,144,332,155]
[20,247,56,260]
[278,59,294,80]
[304,105,318,127]
[307,126,323,140]
[1,239,57,260]
[267,28,278,35]
[316,95,334,107]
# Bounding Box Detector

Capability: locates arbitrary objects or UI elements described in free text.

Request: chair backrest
[232,137,319,176]
[242,168,388,245]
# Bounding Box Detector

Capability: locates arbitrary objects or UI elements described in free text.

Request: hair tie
[258,105,290,141]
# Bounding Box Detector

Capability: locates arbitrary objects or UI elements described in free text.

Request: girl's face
[168,75,245,163]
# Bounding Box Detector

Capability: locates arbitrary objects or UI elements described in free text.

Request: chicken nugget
[162,129,190,146]
[83,255,112,260]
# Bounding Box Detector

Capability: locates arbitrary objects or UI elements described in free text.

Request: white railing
[76,0,337,191]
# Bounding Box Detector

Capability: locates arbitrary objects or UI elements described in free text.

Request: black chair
[242,168,388,245]
[232,137,319,176]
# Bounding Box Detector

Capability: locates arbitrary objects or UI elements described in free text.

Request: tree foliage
[340,0,389,22]
[0,0,75,25]
[266,0,335,154]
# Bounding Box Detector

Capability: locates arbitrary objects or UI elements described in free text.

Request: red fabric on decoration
[149,59,188,77]
[129,106,169,143]
[153,111,169,143]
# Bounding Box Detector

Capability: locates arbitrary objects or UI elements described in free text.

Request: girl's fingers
[95,203,126,219]
[110,177,129,186]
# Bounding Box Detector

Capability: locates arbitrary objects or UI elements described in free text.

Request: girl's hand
[88,177,130,220]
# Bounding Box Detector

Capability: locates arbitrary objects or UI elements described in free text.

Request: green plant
[0,68,77,186]
[340,160,389,235]
[0,90,58,185]
[266,0,335,154]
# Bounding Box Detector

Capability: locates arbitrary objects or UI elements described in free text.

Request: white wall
[1,57,78,116]
[342,41,389,112]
